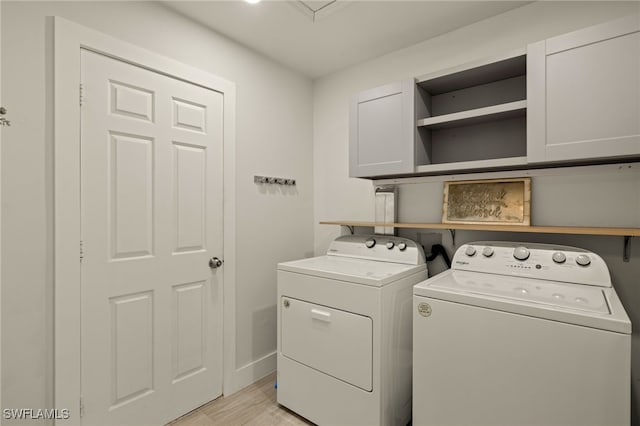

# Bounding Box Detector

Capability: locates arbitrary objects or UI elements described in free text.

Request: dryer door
[281,297,373,391]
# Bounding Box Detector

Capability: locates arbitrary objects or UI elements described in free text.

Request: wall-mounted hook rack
[254,175,296,186]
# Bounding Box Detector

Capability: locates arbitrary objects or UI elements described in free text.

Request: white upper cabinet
[349,15,639,179]
[528,16,640,164]
[349,80,416,177]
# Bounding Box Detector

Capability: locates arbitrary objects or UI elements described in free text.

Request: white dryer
[413,241,631,426]
[277,234,427,426]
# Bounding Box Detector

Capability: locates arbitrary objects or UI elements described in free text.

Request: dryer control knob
[365,238,376,248]
[552,252,566,264]
[397,242,407,251]
[576,254,591,267]
[482,247,494,257]
[465,246,477,257]
[386,241,395,249]
[513,246,530,261]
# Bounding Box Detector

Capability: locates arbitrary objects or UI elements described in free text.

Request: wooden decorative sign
[442,177,531,226]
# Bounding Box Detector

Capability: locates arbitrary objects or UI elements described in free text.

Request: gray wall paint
[1,0,313,420]
[313,1,640,421]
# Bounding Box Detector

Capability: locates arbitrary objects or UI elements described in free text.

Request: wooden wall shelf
[319,221,640,237]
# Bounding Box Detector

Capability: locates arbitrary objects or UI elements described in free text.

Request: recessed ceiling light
[245,0,262,4]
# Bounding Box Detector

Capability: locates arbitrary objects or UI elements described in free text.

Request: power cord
[424,244,451,269]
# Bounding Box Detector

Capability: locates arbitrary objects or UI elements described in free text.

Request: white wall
[1,0,313,419]
[313,1,640,422]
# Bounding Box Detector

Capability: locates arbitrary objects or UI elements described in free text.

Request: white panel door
[80,49,223,425]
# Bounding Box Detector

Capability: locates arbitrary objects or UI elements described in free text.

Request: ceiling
[163,1,530,79]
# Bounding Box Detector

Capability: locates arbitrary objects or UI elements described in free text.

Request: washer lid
[278,255,427,287]
[414,270,631,334]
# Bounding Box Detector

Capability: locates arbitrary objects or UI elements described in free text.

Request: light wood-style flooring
[169,373,314,426]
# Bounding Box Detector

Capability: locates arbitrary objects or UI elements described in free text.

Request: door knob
[209,257,223,269]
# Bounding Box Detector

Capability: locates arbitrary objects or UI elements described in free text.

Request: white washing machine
[413,241,631,426]
[277,234,427,426]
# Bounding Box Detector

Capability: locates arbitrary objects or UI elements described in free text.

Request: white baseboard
[224,351,276,396]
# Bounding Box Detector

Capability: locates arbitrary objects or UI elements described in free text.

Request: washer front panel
[412,296,631,426]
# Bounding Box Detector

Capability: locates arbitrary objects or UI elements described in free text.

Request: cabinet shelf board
[417,100,527,130]
[416,156,528,174]
[319,221,640,237]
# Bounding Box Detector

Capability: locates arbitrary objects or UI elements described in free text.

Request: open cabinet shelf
[417,100,526,130]
[414,52,528,172]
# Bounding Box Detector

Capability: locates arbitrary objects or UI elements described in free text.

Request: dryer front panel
[281,297,373,391]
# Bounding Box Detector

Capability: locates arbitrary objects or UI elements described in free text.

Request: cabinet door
[349,79,415,177]
[528,16,640,164]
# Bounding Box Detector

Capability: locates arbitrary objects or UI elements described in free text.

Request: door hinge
[79,396,85,418]
[80,240,84,263]
[79,83,84,107]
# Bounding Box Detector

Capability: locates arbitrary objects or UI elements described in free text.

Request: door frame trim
[53,17,237,424]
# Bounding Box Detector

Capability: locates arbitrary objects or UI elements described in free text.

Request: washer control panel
[327,235,425,265]
[452,241,610,287]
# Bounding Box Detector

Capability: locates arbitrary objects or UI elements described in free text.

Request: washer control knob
[365,238,376,249]
[482,247,494,257]
[397,242,407,251]
[576,254,591,267]
[513,246,530,261]
[552,252,566,264]
[386,241,395,250]
[465,246,477,257]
